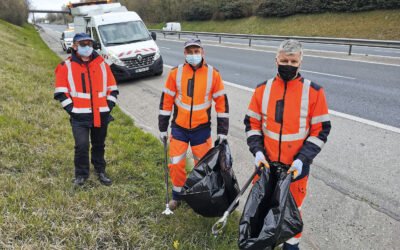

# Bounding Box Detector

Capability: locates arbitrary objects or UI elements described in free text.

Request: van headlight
[153,50,161,61]
[110,53,125,66]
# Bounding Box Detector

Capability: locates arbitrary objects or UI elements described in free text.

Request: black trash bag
[238,163,303,250]
[181,140,240,217]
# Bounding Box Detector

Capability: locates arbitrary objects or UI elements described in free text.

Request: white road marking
[372,48,400,54]
[329,110,400,134]
[224,80,255,92]
[182,37,399,58]
[164,63,400,133]
[159,38,400,67]
[160,46,171,50]
[301,70,356,80]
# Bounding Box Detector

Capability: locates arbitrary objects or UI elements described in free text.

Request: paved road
[157,32,400,58]
[43,24,400,127]
[45,24,400,58]
[156,38,400,128]
[39,24,400,249]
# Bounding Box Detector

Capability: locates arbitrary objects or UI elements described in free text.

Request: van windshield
[98,21,151,46]
[64,31,74,38]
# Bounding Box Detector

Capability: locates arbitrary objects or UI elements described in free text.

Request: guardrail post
[178,33,180,40]
[348,44,352,55]
[219,36,221,44]
[249,38,252,47]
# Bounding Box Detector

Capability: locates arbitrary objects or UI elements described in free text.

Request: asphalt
[155,38,400,128]
[158,32,400,58]
[38,24,400,249]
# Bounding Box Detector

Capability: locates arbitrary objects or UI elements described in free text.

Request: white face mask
[77,45,93,57]
[186,54,202,66]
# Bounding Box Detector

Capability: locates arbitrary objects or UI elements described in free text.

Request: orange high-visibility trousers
[168,129,212,194]
[285,175,308,245]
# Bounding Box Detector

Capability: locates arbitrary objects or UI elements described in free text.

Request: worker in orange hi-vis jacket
[244,39,331,250]
[158,38,229,210]
[54,33,118,187]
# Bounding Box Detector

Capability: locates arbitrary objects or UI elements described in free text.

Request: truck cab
[70,2,163,81]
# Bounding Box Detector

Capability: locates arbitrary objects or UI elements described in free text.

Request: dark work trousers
[71,121,108,178]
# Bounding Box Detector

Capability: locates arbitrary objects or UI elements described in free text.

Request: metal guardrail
[150,29,400,55]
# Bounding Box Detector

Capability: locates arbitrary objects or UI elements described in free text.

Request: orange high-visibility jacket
[159,62,229,134]
[244,75,331,165]
[54,52,118,127]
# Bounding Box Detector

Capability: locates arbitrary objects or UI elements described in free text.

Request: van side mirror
[93,41,101,50]
[151,31,156,41]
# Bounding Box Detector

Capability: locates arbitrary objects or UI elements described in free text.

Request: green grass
[149,10,400,40]
[0,19,239,249]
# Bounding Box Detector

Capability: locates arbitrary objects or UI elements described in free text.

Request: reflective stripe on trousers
[168,135,212,189]
[287,175,309,243]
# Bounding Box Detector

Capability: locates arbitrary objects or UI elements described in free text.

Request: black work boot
[97,172,112,186]
[74,176,87,186]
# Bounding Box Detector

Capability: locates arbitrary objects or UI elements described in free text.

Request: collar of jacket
[70,49,100,65]
[275,73,303,84]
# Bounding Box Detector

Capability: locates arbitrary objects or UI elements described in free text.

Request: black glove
[107,100,115,112]
[64,103,73,115]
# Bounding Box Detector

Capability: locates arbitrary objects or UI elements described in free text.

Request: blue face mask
[186,54,202,66]
[77,45,93,57]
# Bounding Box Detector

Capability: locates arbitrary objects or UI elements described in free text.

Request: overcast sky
[29,0,77,19]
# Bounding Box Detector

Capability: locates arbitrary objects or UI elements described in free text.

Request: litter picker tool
[211,164,263,236]
[162,137,173,215]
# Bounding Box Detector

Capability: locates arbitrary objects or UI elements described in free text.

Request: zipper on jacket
[86,64,95,117]
[278,81,288,162]
[189,69,196,129]
[81,73,87,93]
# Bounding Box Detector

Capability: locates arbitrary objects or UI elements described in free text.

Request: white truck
[69,1,163,81]
[60,29,74,53]
[162,22,181,32]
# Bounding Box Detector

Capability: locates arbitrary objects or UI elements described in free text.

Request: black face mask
[278,64,299,82]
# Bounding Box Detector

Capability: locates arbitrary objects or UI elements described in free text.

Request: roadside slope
[0,20,239,249]
[149,10,400,40]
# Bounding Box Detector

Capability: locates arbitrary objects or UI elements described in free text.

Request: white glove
[217,134,227,143]
[254,151,269,168]
[159,131,168,142]
[288,159,303,179]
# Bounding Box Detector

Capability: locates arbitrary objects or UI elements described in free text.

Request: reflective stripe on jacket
[54,51,118,127]
[159,61,229,134]
[244,75,331,165]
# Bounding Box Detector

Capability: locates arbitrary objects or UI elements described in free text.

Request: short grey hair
[277,39,303,59]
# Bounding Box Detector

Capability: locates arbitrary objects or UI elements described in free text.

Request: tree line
[2,0,398,26]
[119,0,400,23]
[0,0,30,26]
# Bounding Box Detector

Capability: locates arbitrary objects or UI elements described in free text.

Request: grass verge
[148,10,400,40]
[0,19,239,249]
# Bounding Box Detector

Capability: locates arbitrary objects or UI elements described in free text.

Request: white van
[70,2,163,81]
[162,22,181,32]
[60,29,74,53]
